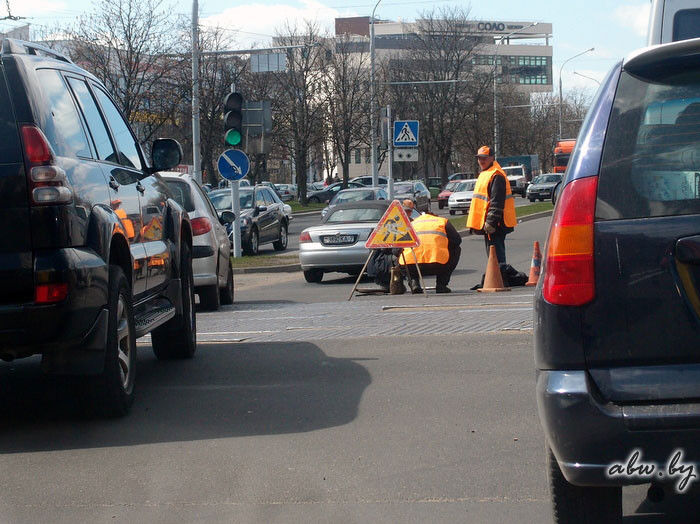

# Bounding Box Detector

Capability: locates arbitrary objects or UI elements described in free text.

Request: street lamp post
[369,0,382,187]
[559,48,594,139]
[573,71,601,86]
[192,0,201,184]
[493,22,538,156]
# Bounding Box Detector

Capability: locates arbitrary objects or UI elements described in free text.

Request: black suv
[536,39,700,521]
[0,39,196,416]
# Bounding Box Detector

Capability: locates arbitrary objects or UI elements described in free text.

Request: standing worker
[466,145,516,263]
[399,212,462,294]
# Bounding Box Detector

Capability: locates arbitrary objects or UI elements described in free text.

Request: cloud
[613,3,651,37]
[202,0,358,47]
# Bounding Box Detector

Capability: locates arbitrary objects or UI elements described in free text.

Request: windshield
[394,183,413,193]
[209,190,254,211]
[539,175,562,183]
[455,181,476,192]
[444,181,459,191]
[326,207,385,223]
[331,190,376,205]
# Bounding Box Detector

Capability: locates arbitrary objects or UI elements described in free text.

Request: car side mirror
[220,210,235,224]
[255,206,267,215]
[151,138,182,172]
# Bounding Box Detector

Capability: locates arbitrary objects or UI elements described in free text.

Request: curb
[233,263,301,274]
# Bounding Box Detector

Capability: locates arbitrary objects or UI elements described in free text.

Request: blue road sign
[393,120,419,147]
[217,149,250,181]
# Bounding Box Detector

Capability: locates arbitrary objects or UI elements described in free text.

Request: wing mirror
[151,138,182,172]
[220,210,235,224]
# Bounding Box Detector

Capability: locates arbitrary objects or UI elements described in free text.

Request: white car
[502,165,528,196]
[447,180,476,215]
[160,172,234,310]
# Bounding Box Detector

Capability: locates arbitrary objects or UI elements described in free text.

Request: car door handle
[136,182,145,194]
[109,177,119,190]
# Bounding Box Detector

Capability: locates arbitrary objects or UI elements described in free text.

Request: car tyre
[308,196,320,204]
[244,228,259,256]
[438,201,445,209]
[449,209,455,215]
[151,242,197,360]
[198,283,220,311]
[303,269,323,283]
[220,262,234,305]
[547,447,621,524]
[529,198,536,202]
[86,265,136,417]
[273,222,288,251]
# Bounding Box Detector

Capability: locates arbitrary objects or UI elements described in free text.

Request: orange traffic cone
[478,245,510,292]
[525,241,542,287]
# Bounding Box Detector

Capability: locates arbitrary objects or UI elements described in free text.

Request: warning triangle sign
[395,122,417,143]
[365,200,420,249]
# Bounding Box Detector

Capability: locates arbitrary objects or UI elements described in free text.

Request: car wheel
[198,283,220,311]
[220,262,234,305]
[547,447,621,523]
[273,222,288,251]
[529,198,536,202]
[86,265,136,417]
[151,242,197,360]
[308,196,320,203]
[303,269,323,283]
[438,201,445,209]
[449,210,455,215]
[244,228,259,256]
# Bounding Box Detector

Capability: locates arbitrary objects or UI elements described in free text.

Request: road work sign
[365,200,420,249]
[393,120,419,147]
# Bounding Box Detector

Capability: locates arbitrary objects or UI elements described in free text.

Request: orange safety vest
[114,207,136,239]
[466,161,517,230]
[400,214,450,265]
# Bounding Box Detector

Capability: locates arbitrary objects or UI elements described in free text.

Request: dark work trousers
[484,233,506,264]
[406,247,461,287]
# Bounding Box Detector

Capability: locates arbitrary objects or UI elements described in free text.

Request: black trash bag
[366,249,394,288]
[471,263,528,289]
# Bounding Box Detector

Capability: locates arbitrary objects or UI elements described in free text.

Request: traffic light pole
[191,0,202,184]
[230,81,242,259]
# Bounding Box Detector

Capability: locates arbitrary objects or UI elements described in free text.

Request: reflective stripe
[417,230,448,238]
[473,194,488,202]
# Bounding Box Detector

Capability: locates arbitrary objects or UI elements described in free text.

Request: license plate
[322,234,356,245]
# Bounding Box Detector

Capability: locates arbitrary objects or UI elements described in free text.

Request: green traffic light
[225,129,242,146]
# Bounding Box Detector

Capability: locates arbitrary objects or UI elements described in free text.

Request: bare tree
[66,0,185,144]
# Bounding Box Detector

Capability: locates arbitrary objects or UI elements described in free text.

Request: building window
[355,149,361,164]
[365,148,370,163]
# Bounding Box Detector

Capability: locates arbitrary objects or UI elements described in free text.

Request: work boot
[410,279,422,294]
[436,285,452,294]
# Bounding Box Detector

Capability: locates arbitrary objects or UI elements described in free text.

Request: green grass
[289,201,327,212]
[230,254,298,268]
[447,202,553,231]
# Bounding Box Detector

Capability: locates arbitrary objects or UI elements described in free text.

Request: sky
[0,0,652,96]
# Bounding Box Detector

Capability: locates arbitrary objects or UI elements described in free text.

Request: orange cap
[476,145,493,157]
[402,199,414,210]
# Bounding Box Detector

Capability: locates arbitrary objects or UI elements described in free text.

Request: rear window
[596,69,700,220]
[332,190,375,204]
[673,9,700,41]
[325,207,385,223]
[163,180,195,212]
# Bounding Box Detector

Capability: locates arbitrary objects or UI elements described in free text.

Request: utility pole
[559,48,594,139]
[369,0,382,187]
[191,0,202,184]
[387,105,394,200]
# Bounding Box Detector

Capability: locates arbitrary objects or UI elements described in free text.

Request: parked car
[536,38,700,522]
[160,173,235,310]
[392,180,431,212]
[448,172,474,181]
[307,181,364,203]
[0,39,196,416]
[525,173,562,202]
[502,165,528,196]
[321,187,388,219]
[309,181,326,191]
[276,183,297,201]
[208,186,288,255]
[350,175,388,186]
[437,180,467,209]
[648,0,700,44]
[447,180,476,215]
[299,201,418,283]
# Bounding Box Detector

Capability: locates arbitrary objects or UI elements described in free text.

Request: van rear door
[0,62,32,305]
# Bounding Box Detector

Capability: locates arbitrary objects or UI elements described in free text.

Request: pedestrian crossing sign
[393,120,419,147]
[365,200,420,249]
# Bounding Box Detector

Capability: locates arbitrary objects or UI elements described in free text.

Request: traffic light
[223,91,243,147]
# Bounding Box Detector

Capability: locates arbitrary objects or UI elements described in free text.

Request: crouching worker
[399,212,462,294]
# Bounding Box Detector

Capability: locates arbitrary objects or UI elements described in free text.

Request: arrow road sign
[393,120,419,147]
[217,149,250,181]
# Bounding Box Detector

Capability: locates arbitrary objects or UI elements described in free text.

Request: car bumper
[192,248,218,287]
[448,201,471,210]
[299,243,369,271]
[537,369,700,487]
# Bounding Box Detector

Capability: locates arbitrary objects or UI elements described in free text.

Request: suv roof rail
[2,38,73,64]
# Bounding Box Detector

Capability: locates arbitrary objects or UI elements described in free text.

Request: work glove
[484,222,496,234]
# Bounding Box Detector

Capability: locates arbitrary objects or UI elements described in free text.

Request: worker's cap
[476,145,494,158]
[402,199,415,210]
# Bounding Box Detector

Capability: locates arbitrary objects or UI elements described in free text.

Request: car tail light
[299,231,311,243]
[20,125,72,205]
[191,217,212,236]
[35,283,68,304]
[542,176,597,306]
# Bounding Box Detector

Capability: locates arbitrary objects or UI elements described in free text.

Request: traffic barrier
[525,241,542,287]
[478,245,510,292]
